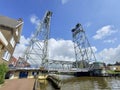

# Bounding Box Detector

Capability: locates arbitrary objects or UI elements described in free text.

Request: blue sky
[0,0,120,64]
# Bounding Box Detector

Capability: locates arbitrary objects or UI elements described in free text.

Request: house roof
[0,16,23,29]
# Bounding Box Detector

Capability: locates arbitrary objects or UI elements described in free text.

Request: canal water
[39,75,120,90]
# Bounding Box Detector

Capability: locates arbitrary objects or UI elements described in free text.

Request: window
[10,37,15,47]
[16,29,18,36]
[2,50,11,61]
[0,31,8,46]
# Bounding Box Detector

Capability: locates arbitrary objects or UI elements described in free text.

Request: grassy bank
[0,63,8,84]
[106,70,120,75]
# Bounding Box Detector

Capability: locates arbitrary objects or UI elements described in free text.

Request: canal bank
[2,68,120,90]
[38,75,120,90]
[1,74,120,90]
[47,75,61,89]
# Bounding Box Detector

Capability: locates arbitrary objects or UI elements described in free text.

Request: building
[115,66,120,71]
[0,16,23,64]
[107,63,120,72]
[107,62,120,71]
[16,57,30,68]
[9,56,17,68]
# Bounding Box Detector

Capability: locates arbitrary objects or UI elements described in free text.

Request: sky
[0,0,120,64]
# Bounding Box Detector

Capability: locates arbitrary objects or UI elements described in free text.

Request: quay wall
[47,75,61,89]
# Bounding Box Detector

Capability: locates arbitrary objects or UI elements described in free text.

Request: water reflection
[62,77,109,90]
[39,76,120,90]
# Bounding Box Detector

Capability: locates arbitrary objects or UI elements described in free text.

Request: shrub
[0,63,8,84]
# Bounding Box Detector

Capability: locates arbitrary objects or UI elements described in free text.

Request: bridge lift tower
[71,23,96,69]
[17,11,52,68]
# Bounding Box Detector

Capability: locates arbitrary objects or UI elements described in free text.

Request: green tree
[0,63,8,84]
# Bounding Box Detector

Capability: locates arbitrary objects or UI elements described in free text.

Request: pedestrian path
[0,78,35,90]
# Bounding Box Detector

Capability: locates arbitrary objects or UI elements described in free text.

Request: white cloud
[48,38,75,61]
[96,45,120,64]
[85,22,92,27]
[93,25,117,40]
[91,46,97,53]
[30,14,39,25]
[13,37,75,62]
[103,38,117,43]
[14,37,97,63]
[61,0,70,4]
[13,36,30,59]
[14,35,120,65]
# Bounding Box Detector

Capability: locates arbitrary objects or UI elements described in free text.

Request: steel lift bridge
[16,11,97,73]
[17,11,52,69]
[71,23,97,71]
[16,11,73,70]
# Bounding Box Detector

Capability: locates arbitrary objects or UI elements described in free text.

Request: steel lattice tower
[72,23,96,69]
[17,11,52,68]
